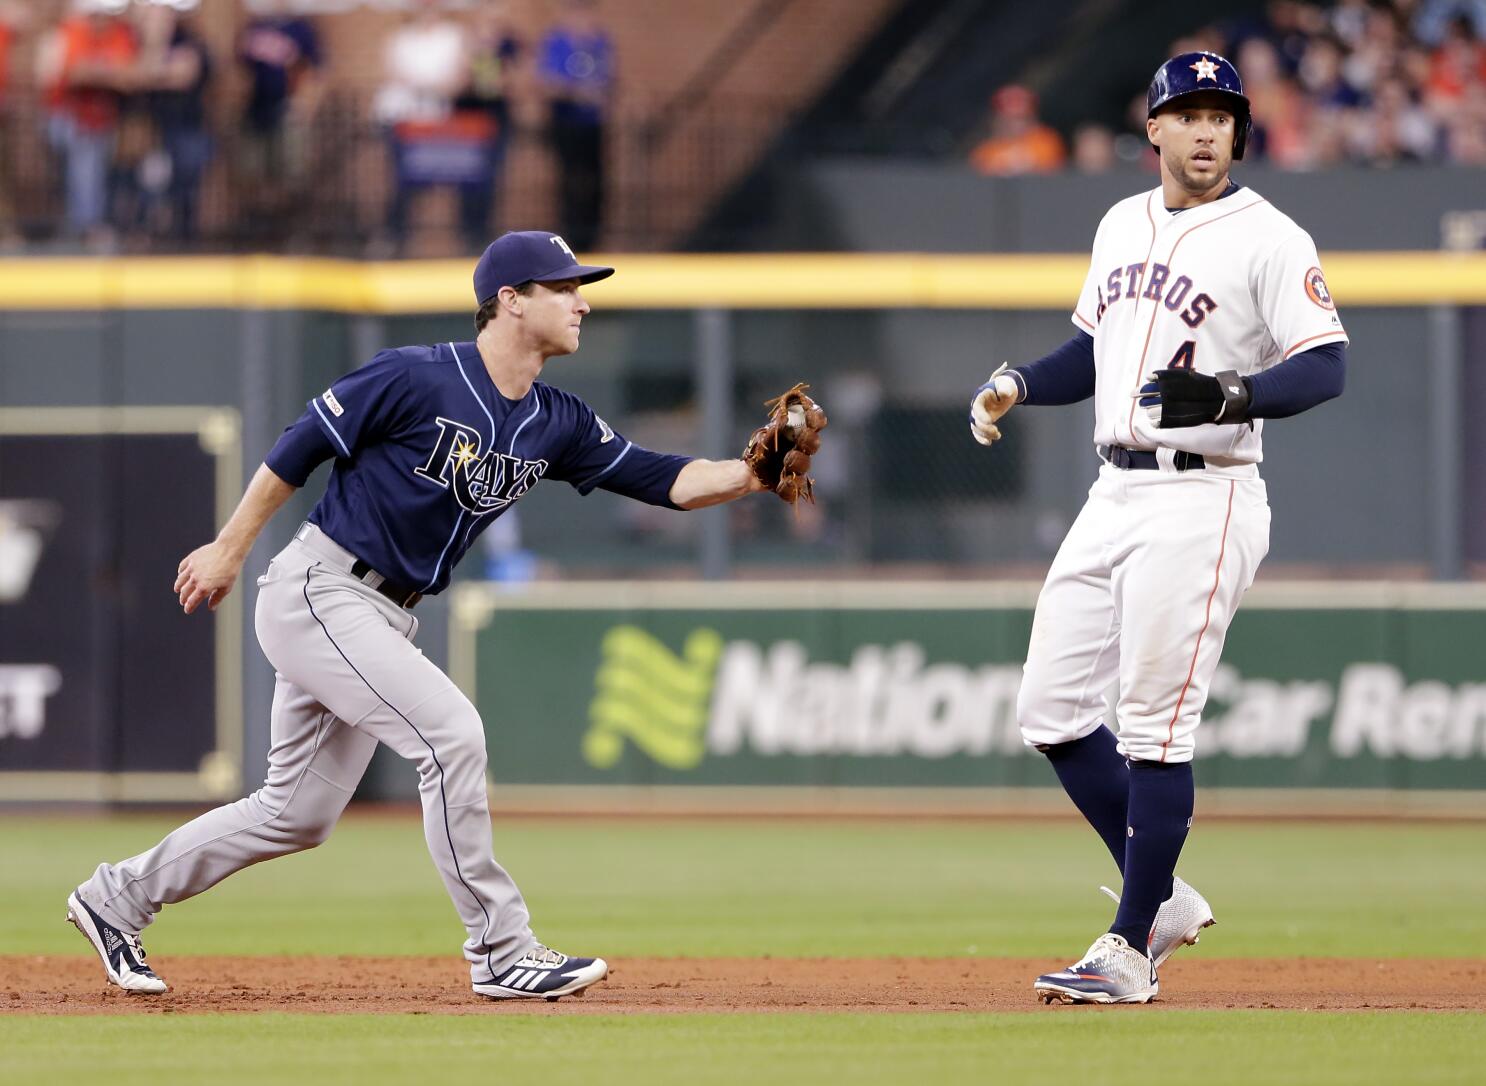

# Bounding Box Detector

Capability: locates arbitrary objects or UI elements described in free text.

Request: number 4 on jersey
[1168,340,1196,369]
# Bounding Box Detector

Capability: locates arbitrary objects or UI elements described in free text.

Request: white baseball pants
[1018,462,1270,763]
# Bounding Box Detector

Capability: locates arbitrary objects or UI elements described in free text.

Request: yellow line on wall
[0,251,1481,311]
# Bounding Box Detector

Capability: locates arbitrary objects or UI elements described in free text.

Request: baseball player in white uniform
[970,52,1347,1004]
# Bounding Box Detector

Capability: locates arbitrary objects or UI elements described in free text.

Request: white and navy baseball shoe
[66,890,168,993]
[473,944,608,1002]
[1100,874,1217,966]
[1034,932,1158,1005]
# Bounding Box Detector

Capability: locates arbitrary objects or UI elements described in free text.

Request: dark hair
[474,280,535,332]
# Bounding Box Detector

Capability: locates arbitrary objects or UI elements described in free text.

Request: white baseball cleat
[1100,874,1217,966]
[1034,932,1158,1005]
[66,890,168,993]
[473,944,608,1002]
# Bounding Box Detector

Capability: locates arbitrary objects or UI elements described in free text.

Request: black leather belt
[1099,444,1205,472]
[351,559,423,609]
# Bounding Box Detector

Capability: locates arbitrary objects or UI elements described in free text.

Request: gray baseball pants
[79,522,535,983]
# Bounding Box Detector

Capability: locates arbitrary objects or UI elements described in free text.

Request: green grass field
[2,1012,1479,1086]
[3,813,1482,1085]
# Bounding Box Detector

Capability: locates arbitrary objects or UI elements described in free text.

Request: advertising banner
[0,409,242,802]
[452,583,1486,791]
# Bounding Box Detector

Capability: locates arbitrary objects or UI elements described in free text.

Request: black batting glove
[1138,368,1253,428]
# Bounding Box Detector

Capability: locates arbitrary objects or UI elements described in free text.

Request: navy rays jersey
[265,341,690,593]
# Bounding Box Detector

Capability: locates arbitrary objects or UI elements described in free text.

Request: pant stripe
[1160,481,1235,762]
[301,563,496,981]
[95,709,333,921]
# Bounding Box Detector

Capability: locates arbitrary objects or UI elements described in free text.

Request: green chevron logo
[583,625,724,770]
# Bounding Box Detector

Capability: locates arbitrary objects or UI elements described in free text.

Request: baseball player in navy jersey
[66,230,769,1001]
[970,52,1347,1004]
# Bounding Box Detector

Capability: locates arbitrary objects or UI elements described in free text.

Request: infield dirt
[4,956,1482,1016]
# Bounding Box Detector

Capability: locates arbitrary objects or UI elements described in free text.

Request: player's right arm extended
[670,458,767,509]
[970,331,1096,445]
[174,464,299,615]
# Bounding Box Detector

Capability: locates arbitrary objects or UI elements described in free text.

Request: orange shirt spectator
[969,85,1067,175]
[43,13,138,132]
[0,22,11,98]
[1426,19,1486,102]
[1239,39,1311,168]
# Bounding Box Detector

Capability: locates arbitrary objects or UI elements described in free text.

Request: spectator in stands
[373,0,470,255]
[1444,78,1486,162]
[539,0,615,250]
[0,1,29,248]
[136,3,212,244]
[1237,37,1309,167]
[1350,74,1439,162]
[968,85,1066,176]
[236,0,322,239]
[1328,0,1374,49]
[1297,33,1365,109]
[1070,123,1116,173]
[36,0,138,248]
[1341,3,1405,96]
[1135,3,1486,169]
[1413,0,1486,44]
[1425,14,1486,103]
[453,2,526,253]
[373,0,467,128]
[1257,1,1329,73]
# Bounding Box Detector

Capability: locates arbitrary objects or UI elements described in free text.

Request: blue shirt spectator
[1414,0,1486,44]
[238,11,321,132]
[539,4,614,126]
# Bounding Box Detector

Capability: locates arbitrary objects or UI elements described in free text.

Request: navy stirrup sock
[1042,725,1129,872]
[1110,760,1195,952]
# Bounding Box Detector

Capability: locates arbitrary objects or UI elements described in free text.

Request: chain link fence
[0,89,792,255]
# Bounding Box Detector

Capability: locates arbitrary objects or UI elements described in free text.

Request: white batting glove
[969,363,1021,446]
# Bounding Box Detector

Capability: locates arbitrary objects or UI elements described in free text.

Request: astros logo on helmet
[1146,51,1252,160]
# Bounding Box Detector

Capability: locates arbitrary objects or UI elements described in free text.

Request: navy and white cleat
[473,945,608,1002]
[1100,874,1217,967]
[1034,933,1158,1005]
[66,890,168,993]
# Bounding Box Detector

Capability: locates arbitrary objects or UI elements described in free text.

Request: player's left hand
[175,540,246,614]
[742,382,827,505]
[1138,368,1252,428]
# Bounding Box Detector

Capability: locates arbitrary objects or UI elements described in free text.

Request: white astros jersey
[1073,185,1348,463]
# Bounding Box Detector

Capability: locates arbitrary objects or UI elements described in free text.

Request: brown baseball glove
[742,383,828,505]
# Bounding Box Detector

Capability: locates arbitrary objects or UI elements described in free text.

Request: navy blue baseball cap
[473,231,614,305]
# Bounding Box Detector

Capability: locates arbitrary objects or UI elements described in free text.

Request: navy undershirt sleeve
[591,445,692,508]
[264,410,336,487]
[1007,331,1097,405]
[1245,341,1346,418]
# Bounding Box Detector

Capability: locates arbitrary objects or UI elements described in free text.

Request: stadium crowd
[971,0,1486,175]
[0,0,614,253]
[0,0,1481,250]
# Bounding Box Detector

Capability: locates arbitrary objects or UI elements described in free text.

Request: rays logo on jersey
[414,417,548,515]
